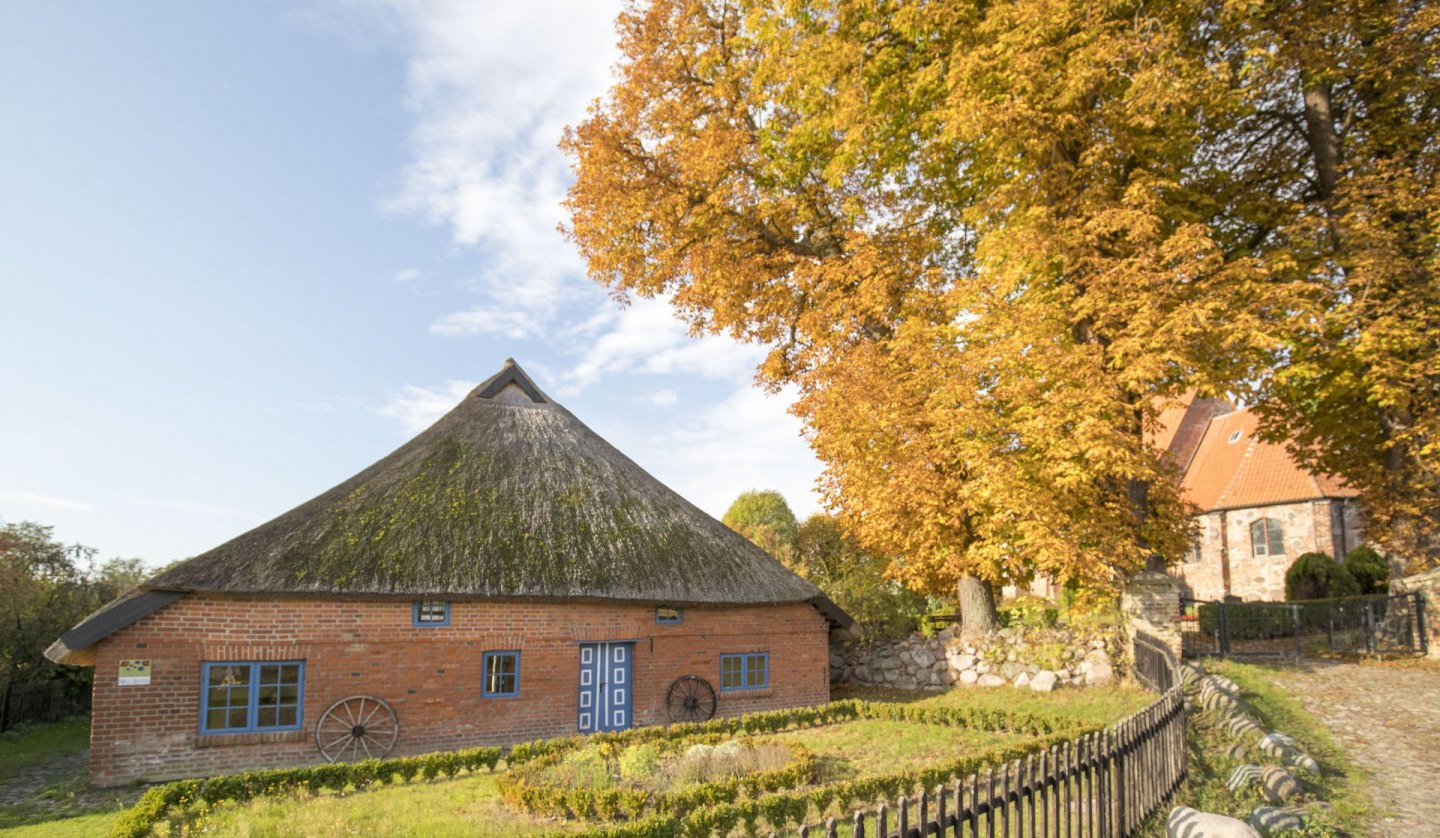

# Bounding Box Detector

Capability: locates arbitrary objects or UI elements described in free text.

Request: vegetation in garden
[564,0,1440,616]
[1286,553,1361,601]
[0,717,89,785]
[1141,660,1370,837]
[0,718,133,836]
[720,490,799,566]
[1342,546,1390,595]
[97,685,1151,837]
[0,520,148,687]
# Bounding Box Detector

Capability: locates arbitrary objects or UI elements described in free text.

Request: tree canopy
[1,520,148,684]
[721,489,799,562]
[566,0,1440,590]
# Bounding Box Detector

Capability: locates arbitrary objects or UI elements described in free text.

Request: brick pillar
[1123,571,1182,660]
[1396,566,1440,659]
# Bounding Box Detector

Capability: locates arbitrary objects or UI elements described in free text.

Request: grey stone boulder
[1259,766,1302,804]
[949,652,977,671]
[959,669,979,686]
[1001,661,1026,680]
[1030,670,1059,693]
[1084,660,1115,687]
[1221,715,1265,742]
[977,673,1007,687]
[1166,806,1262,837]
[1225,764,1262,794]
[911,648,936,668]
[1248,806,1306,835]
[1013,672,1031,689]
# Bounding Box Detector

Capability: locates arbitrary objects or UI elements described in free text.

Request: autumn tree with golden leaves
[564,0,1439,626]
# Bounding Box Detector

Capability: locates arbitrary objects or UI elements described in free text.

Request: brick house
[47,360,850,787]
[1154,394,1364,602]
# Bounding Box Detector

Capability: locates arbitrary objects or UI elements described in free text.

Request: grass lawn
[0,718,89,784]
[185,684,1150,837]
[0,718,132,837]
[1137,659,1370,837]
[773,720,1033,783]
[192,773,581,838]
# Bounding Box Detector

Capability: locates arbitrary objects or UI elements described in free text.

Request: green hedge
[111,697,1088,837]
[108,745,502,838]
[576,732,1080,837]
[500,740,816,821]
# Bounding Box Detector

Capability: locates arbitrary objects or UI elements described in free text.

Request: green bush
[109,745,502,838]
[1285,552,1361,600]
[1343,546,1388,594]
[998,595,1060,628]
[618,743,662,782]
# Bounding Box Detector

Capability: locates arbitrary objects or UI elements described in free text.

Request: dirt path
[1265,661,1440,837]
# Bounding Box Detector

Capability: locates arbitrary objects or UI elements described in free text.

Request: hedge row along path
[1265,660,1440,837]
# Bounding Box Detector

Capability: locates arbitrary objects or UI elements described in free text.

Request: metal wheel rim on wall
[665,675,717,723]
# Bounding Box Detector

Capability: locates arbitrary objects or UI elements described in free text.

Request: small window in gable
[1228,430,1243,443]
[413,600,450,627]
[483,651,520,697]
[1250,518,1285,557]
[656,606,681,624]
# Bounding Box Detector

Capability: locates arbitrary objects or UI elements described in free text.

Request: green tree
[721,490,798,563]
[794,513,926,640]
[0,520,148,684]
[564,0,1440,619]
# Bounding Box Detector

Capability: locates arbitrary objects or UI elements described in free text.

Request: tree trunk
[956,574,999,636]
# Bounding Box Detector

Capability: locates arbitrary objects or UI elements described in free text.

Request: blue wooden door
[578,641,633,733]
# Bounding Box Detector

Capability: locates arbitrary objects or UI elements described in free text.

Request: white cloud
[1,490,92,512]
[294,401,337,413]
[430,307,544,339]
[120,497,262,520]
[393,267,423,283]
[564,297,766,392]
[640,389,678,406]
[637,385,824,520]
[340,0,623,331]
[374,379,478,434]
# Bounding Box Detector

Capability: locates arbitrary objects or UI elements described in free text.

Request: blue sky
[0,1,823,566]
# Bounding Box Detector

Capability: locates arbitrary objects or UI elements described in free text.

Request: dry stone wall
[830,623,1124,692]
[1395,566,1440,659]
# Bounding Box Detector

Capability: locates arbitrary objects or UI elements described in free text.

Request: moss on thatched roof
[144,360,825,606]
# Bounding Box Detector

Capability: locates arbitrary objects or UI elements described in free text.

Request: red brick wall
[88,595,831,786]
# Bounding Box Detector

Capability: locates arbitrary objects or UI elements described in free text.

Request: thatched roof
[49,360,846,664]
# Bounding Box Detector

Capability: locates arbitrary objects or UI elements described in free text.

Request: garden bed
[114,684,1153,837]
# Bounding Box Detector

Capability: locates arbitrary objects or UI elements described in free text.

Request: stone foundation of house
[86,594,831,787]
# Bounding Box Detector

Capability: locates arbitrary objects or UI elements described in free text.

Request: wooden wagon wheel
[666,675,717,723]
[315,695,399,762]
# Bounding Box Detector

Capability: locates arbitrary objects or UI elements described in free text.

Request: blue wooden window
[656,606,681,624]
[483,651,520,697]
[720,653,768,691]
[413,600,450,627]
[200,661,304,734]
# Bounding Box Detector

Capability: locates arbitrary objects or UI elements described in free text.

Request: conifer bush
[1285,552,1361,600]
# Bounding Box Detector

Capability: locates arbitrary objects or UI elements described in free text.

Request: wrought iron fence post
[1326,604,1335,651]
[1415,592,1429,657]
[1219,600,1231,656]
[1292,604,1303,660]
[1364,600,1376,655]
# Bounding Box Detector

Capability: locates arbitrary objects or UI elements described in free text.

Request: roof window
[1227,430,1243,443]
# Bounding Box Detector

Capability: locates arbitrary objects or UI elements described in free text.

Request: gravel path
[1266,662,1440,837]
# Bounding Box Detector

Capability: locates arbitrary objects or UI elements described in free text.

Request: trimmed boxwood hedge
[110,697,1093,837]
[109,746,502,838]
[500,740,816,821]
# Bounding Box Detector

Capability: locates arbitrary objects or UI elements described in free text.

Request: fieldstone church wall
[1395,566,1440,659]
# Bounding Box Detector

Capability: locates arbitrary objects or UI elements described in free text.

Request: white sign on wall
[118,659,151,686]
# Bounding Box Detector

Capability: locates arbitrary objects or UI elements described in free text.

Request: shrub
[1285,552,1361,601]
[618,743,662,782]
[1343,546,1388,594]
[998,595,1060,628]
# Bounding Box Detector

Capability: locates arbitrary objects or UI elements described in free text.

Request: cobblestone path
[1266,662,1440,837]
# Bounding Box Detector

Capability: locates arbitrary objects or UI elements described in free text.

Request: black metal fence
[790,631,1186,837]
[1180,592,1428,660]
[0,678,91,732]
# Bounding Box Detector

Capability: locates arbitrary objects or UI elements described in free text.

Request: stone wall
[1173,499,1365,602]
[1394,566,1440,659]
[831,622,1123,693]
